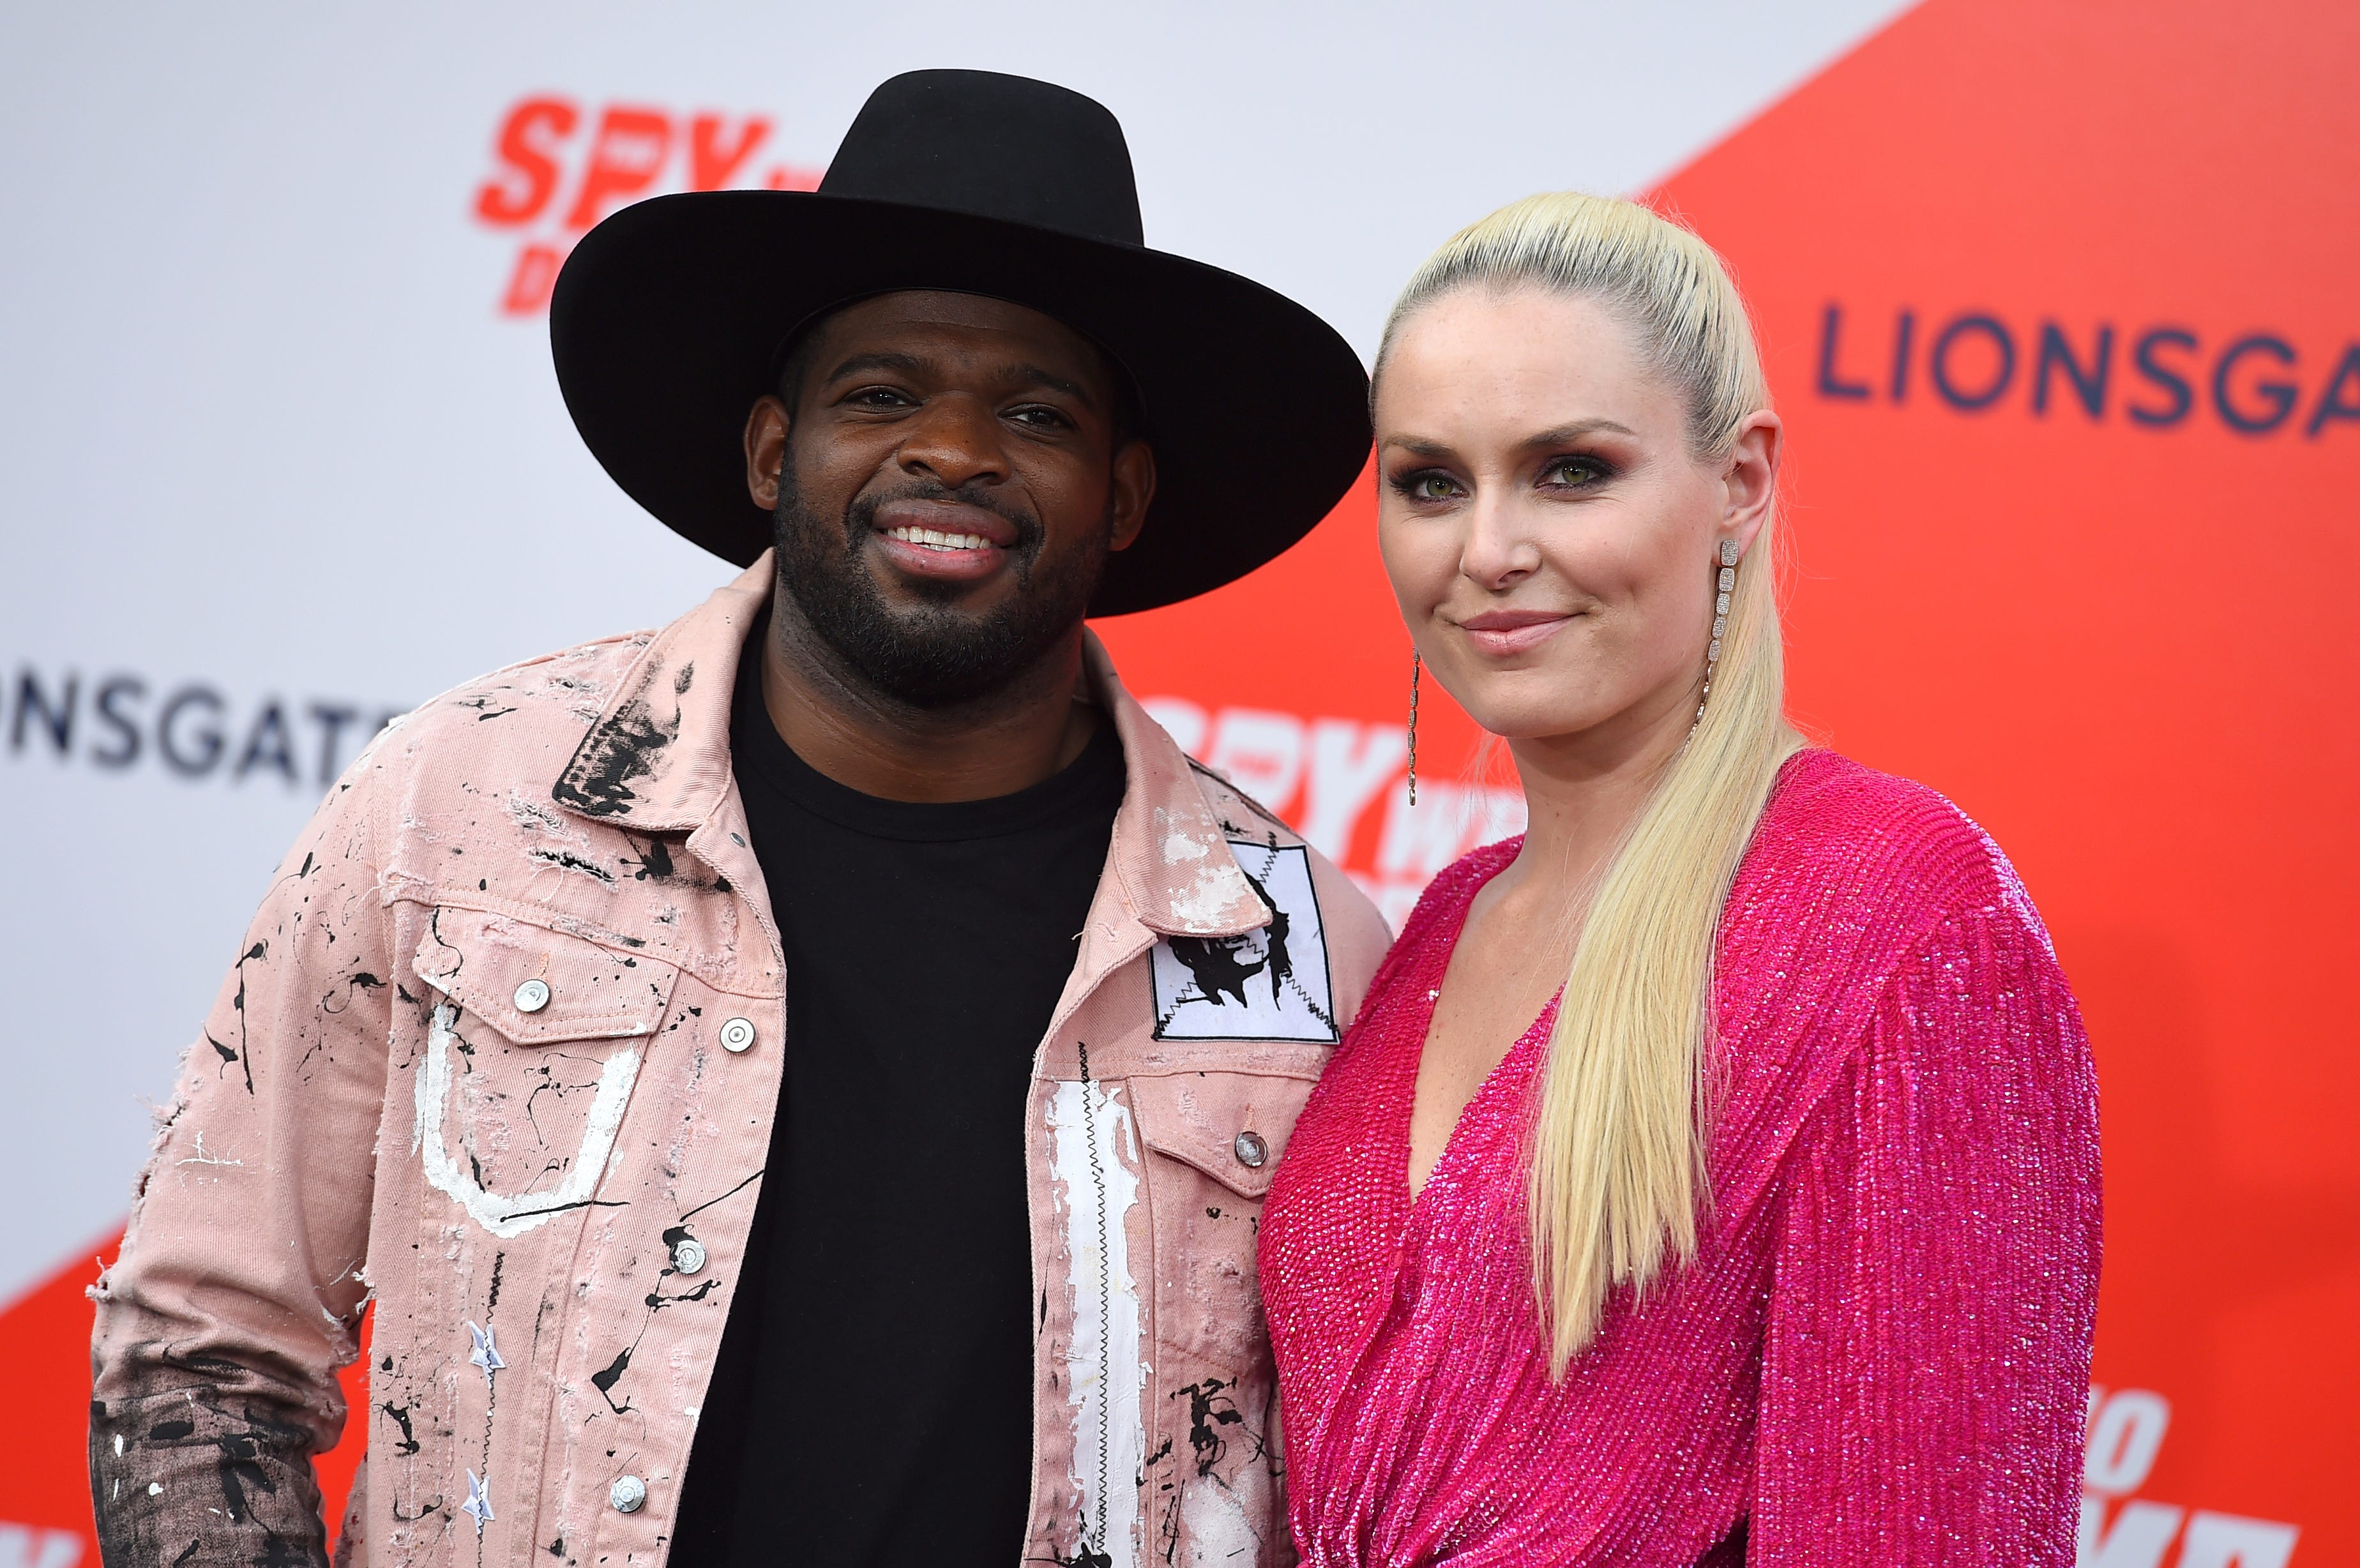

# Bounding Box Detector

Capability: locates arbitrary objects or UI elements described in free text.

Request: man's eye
[1009,405,1070,429]
[846,386,912,408]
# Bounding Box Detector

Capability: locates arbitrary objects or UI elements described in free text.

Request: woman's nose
[1458,493,1544,587]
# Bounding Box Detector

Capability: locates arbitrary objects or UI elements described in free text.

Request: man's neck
[756,599,1100,804]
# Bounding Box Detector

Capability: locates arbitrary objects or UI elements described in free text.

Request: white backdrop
[0,0,1912,1303]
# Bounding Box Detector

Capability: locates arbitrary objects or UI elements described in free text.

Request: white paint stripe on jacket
[414,1001,641,1239]
[1049,1074,1146,1566]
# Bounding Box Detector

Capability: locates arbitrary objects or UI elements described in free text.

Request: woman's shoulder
[1739,748,2056,960]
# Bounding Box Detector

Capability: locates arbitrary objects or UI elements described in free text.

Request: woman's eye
[1542,457,1608,488]
[1386,468,1466,503]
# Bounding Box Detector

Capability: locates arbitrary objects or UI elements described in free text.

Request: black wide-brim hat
[550,70,1372,616]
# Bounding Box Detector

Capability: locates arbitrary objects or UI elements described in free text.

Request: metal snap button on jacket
[513,979,551,1014]
[718,1016,756,1053]
[1234,1130,1269,1169]
[670,1238,706,1275]
[610,1475,646,1514]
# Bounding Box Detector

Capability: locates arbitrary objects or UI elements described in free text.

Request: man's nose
[896,395,1008,490]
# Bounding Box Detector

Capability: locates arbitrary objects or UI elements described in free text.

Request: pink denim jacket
[89,555,1389,1568]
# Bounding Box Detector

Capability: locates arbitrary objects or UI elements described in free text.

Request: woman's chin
[1455,697,1615,746]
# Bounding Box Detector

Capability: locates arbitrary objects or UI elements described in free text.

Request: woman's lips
[1454,610,1574,656]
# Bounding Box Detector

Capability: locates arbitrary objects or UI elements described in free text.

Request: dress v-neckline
[1399,856,1560,1207]
[1402,998,1557,1206]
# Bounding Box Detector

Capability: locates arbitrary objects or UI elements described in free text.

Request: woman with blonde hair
[1257,193,2100,1565]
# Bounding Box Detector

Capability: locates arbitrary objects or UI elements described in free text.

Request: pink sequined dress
[1259,750,2100,1566]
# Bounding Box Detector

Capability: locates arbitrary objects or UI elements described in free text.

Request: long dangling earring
[1695,538,1739,728]
[1407,649,1422,806]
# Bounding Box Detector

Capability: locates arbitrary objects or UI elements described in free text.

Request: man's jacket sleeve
[89,758,396,1567]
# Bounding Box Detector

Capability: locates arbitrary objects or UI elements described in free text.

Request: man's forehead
[814,290,1101,370]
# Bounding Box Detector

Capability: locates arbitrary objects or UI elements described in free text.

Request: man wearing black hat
[90,71,1386,1567]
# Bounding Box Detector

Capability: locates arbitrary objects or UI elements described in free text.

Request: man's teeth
[886,524,992,552]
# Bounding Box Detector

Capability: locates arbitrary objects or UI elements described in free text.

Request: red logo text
[471,96,821,317]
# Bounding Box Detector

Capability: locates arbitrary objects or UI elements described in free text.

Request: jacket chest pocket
[1129,1070,1314,1368]
[410,906,679,1239]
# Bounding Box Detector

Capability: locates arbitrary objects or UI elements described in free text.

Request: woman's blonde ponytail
[1376,193,1802,1375]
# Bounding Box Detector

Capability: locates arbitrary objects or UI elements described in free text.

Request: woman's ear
[1719,409,1783,559]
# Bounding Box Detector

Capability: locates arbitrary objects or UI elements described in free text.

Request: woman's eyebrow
[1380,420,1638,461]
[1520,419,1637,448]
[1380,436,1458,459]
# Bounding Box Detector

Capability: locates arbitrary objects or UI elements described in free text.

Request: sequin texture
[1259,750,2101,1565]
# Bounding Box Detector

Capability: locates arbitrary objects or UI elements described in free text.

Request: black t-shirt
[671,635,1126,1565]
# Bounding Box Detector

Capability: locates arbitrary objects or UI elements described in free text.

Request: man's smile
[869,496,1024,584]
[885,524,995,551]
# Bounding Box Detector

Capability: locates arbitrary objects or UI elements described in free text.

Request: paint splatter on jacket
[88,555,1391,1568]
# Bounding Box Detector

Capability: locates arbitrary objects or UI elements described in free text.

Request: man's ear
[745,395,790,509]
[1107,439,1156,553]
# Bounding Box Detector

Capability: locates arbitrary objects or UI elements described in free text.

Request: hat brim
[549,190,1372,617]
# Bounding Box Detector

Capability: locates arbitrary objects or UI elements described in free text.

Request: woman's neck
[1499,678,1695,907]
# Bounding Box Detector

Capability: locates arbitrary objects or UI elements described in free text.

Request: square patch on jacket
[1150,841,1338,1043]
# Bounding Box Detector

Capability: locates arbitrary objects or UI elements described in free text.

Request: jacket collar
[549,556,768,833]
[551,552,1269,940]
[1089,637,1271,939]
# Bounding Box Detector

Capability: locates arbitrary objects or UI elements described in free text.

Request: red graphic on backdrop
[1100,0,2358,1557]
[471,96,822,317]
[1635,0,2358,1555]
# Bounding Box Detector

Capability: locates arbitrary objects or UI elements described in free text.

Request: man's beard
[771,457,1111,710]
